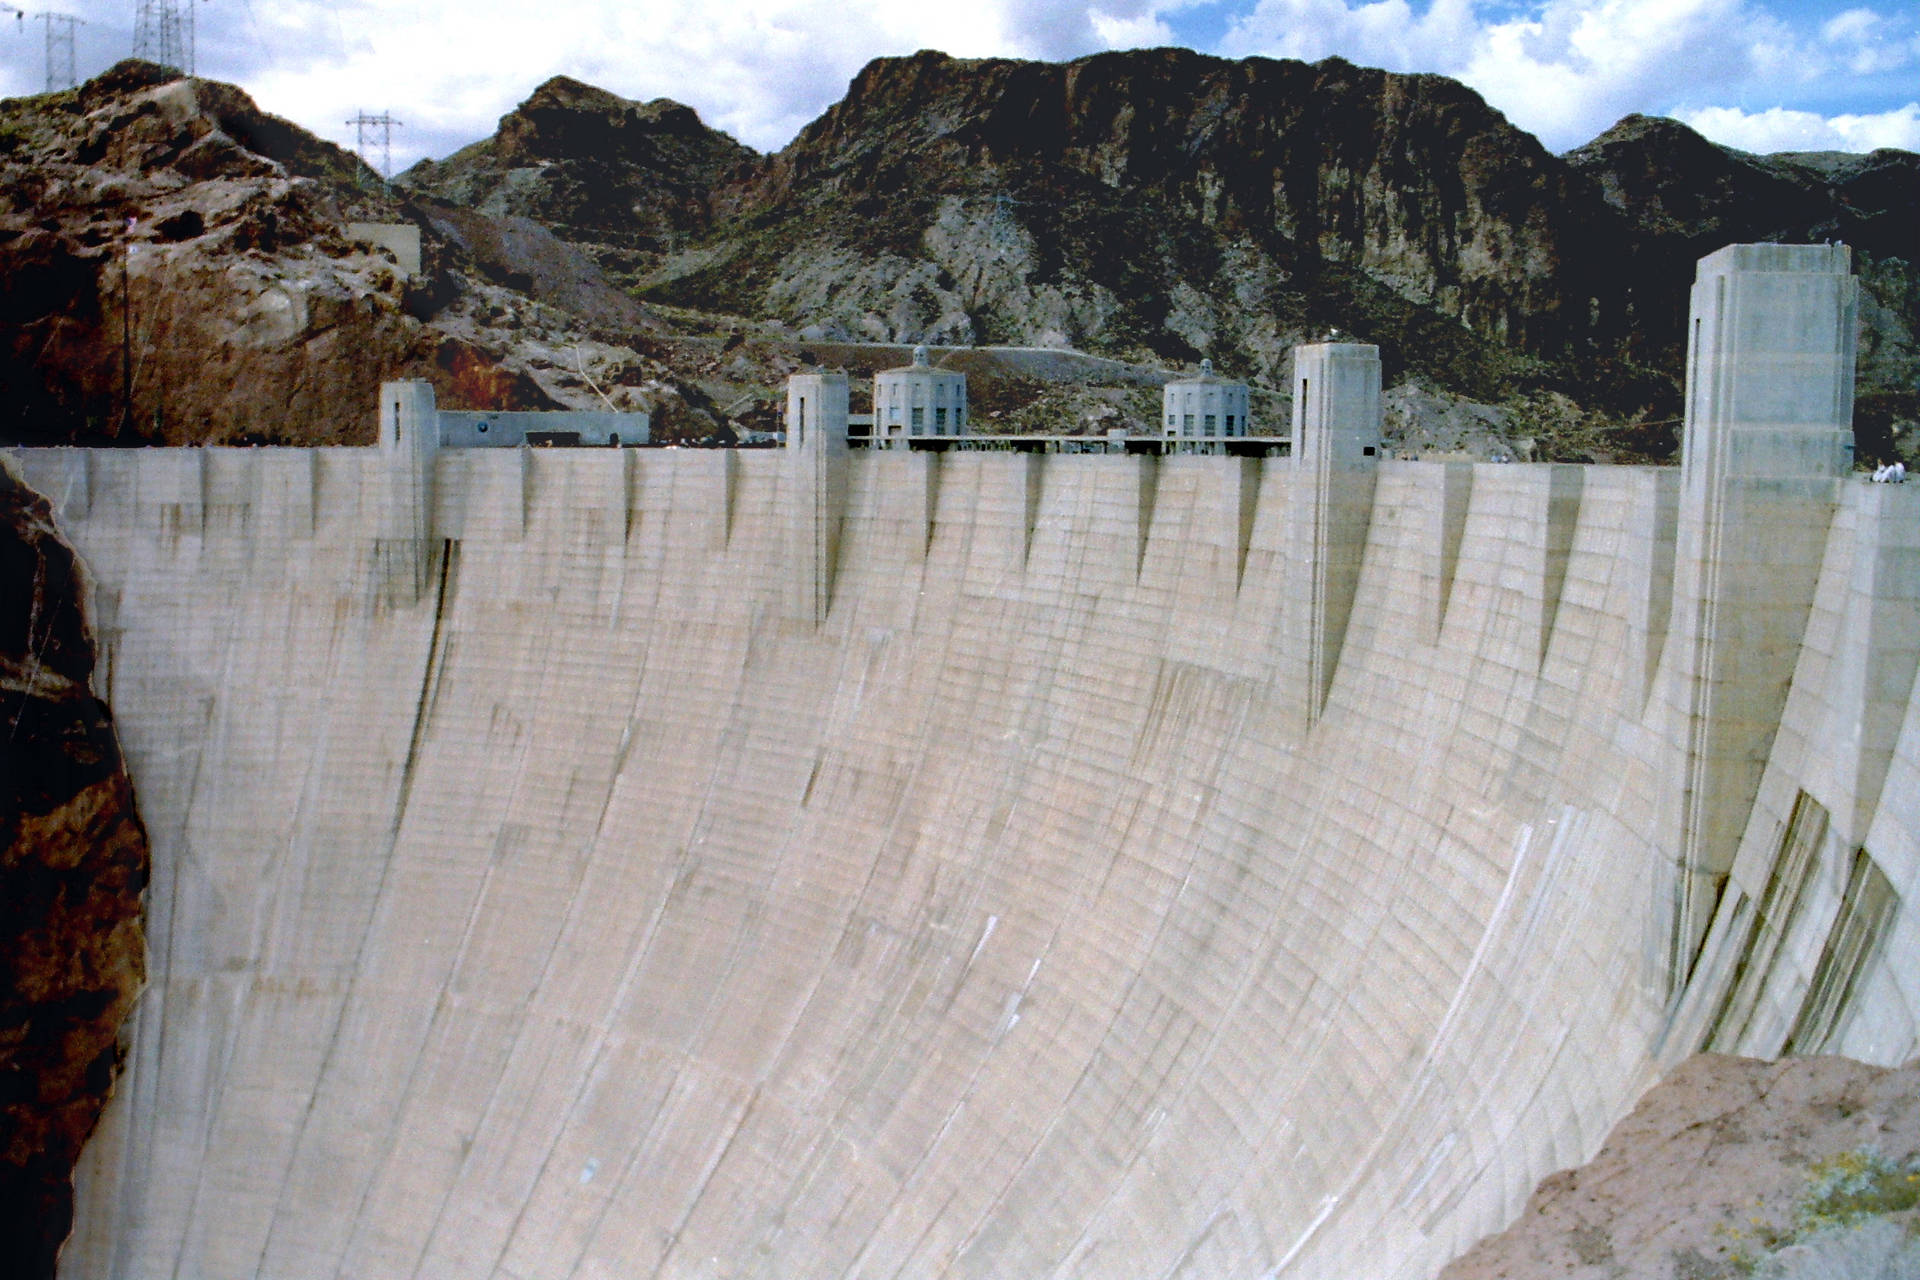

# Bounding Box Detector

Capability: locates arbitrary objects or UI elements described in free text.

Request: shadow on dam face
[9,249,1920,1280]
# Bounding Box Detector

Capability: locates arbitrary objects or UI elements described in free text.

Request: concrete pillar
[1285,342,1382,729]
[1423,461,1472,643]
[1624,468,1680,712]
[377,380,441,602]
[1807,486,1920,848]
[1211,455,1262,591]
[1668,243,1857,982]
[786,373,850,626]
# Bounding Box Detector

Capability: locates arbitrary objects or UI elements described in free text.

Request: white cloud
[1680,102,1920,153]
[1218,0,1481,69]
[0,0,1199,167]
[1818,7,1920,75]
[1220,0,1919,150]
[0,0,1913,166]
[234,0,1213,165]
[1091,12,1180,46]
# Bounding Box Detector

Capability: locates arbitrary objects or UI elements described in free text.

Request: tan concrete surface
[8,245,1915,1280]
[6,435,1910,1280]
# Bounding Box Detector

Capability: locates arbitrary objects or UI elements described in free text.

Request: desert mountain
[402,49,1917,458]
[2,52,1916,456]
[1564,113,1919,454]
[401,75,757,288]
[0,461,148,1279]
[0,62,731,446]
[658,51,1626,382]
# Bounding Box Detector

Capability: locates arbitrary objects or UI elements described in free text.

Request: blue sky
[1,0,1914,168]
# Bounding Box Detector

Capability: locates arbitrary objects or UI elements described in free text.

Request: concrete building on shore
[873,344,968,446]
[1162,357,1252,443]
[8,242,1917,1280]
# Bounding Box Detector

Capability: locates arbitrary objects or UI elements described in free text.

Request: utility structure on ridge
[347,111,403,183]
[132,0,192,73]
[37,11,81,92]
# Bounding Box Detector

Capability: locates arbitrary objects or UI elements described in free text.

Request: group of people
[1871,461,1908,483]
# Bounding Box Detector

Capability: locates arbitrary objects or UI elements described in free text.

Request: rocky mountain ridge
[402,48,1918,459]
[2,51,1915,459]
[0,63,741,446]
[1564,113,1918,417]
[687,50,1622,363]
[401,75,757,289]
[0,459,148,1280]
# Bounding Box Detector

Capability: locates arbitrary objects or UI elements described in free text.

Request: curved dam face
[12,246,1920,1279]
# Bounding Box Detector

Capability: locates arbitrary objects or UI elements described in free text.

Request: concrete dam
[10,244,1920,1279]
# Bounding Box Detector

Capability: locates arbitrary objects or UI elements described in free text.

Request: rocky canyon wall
[0,460,147,1280]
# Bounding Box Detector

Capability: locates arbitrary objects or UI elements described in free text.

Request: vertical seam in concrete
[250,540,455,1276]
[1538,465,1584,670]
[153,698,215,1280]
[723,450,740,548]
[924,451,942,557]
[1641,470,1679,713]
[621,449,637,544]
[1234,455,1260,594]
[394,541,457,818]
[1433,463,1471,644]
[1023,452,1046,568]
[1137,453,1159,580]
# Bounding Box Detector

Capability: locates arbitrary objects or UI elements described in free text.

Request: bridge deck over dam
[7,243,1920,1279]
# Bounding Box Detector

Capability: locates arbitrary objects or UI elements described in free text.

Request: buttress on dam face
[8,242,1920,1279]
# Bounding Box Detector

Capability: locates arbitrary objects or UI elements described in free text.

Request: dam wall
[8,439,1915,1280]
[7,245,1918,1280]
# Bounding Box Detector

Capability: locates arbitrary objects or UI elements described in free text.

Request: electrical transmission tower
[37,13,82,91]
[133,0,196,74]
[347,111,403,183]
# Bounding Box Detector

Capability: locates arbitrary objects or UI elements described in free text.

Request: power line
[236,0,270,68]
[36,13,82,92]
[133,0,201,75]
[346,110,402,182]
